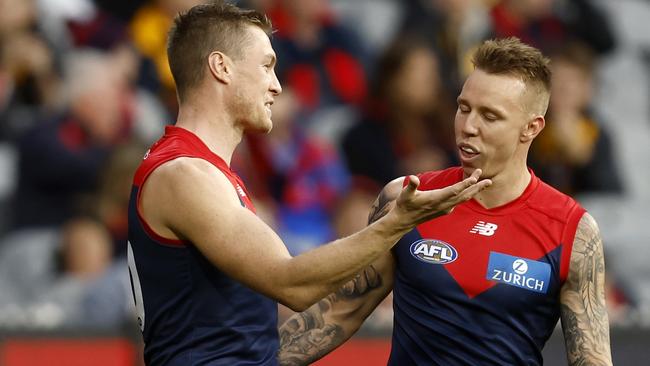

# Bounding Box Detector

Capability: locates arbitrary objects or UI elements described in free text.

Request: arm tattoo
[561,214,612,366]
[278,308,344,366]
[367,189,393,224]
[278,266,383,365]
[278,188,395,365]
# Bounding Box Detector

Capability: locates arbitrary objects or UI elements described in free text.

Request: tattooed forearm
[560,214,612,366]
[278,187,395,365]
[336,265,382,299]
[278,266,383,365]
[278,309,344,366]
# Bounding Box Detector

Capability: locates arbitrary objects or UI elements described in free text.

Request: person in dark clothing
[342,38,457,186]
[530,41,624,195]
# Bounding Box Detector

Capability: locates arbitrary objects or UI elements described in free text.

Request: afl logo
[410,239,458,264]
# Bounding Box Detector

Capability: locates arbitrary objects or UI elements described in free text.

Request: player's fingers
[469,168,482,181]
[455,178,492,203]
[402,175,420,195]
[433,179,491,216]
[439,171,480,199]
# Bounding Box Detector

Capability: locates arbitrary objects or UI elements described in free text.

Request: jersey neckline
[461,168,540,216]
[164,125,233,172]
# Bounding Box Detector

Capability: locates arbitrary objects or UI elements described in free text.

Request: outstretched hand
[392,169,491,227]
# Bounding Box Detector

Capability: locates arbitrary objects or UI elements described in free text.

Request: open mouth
[458,144,479,160]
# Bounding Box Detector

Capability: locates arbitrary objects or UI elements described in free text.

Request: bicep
[559,212,612,365]
[152,159,292,298]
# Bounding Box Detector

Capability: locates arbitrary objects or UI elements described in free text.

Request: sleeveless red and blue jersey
[127,126,278,365]
[389,167,585,365]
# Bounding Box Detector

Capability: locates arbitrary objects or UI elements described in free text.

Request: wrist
[374,210,413,241]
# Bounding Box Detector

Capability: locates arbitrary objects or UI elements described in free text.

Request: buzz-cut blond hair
[472,37,551,115]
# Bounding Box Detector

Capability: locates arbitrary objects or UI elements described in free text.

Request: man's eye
[483,113,498,121]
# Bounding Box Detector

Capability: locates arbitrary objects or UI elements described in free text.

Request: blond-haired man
[279,38,612,366]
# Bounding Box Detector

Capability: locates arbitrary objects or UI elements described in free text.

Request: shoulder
[146,157,240,207]
[573,212,601,249]
[563,212,604,290]
[529,176,585,223]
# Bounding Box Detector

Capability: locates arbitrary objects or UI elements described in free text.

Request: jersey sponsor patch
[410,239,458,264]
[486,252,551,293]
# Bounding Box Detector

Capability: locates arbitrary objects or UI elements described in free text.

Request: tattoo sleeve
[277,189,395,366]
[560,214,612,366]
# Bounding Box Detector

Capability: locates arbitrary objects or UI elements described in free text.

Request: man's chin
[261,120,273,134]
[247,119,273,134]
[461,164,481,178]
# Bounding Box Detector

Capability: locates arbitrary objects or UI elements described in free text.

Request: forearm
[280,212,406,308]
[278,297,350,366]
[278,264,389,365]
[561,302,612,366]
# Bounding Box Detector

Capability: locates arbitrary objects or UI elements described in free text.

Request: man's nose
[461,113,480,136]
[270,71,282,96]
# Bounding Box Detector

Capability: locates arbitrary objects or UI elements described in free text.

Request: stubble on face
[228,26,277,134]
[455,70,534,179]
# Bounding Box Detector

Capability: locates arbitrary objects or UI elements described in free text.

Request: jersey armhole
[559,204,587,282]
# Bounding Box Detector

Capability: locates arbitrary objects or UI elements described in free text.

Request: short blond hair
[472,37,551,114]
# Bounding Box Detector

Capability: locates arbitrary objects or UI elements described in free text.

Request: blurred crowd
[0,0,644,332]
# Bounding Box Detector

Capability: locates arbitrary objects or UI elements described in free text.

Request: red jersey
[389,167,585,365]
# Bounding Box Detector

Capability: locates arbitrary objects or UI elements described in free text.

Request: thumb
[403,175,420,195]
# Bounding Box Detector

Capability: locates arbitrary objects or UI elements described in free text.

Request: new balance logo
[236,185,247,197]
[470,221,498,236]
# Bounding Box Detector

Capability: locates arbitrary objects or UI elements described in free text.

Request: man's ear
[521,115,545,143]
[207,51,232,84]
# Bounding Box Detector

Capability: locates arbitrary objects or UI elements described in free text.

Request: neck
[472,160,531,209]
[175,98,242,166]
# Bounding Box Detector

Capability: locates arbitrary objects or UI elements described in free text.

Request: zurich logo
[409,239,458,264]
[512,259,528,274]
[486,252,551,293]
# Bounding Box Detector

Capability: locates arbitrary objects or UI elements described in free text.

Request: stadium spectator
[11,50,132,228]
[268,0,368,113]
[530,42,624,196]
[129,0,204,113]
[399,0,491,92]
[0,217,118,329]
[342,37,457,186]
[0,0,61,141]
[488,0,616,55]
[91,142,149,257]
[233,87,349,254]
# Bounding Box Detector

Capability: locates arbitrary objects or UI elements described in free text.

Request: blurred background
[0,0,648,365]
